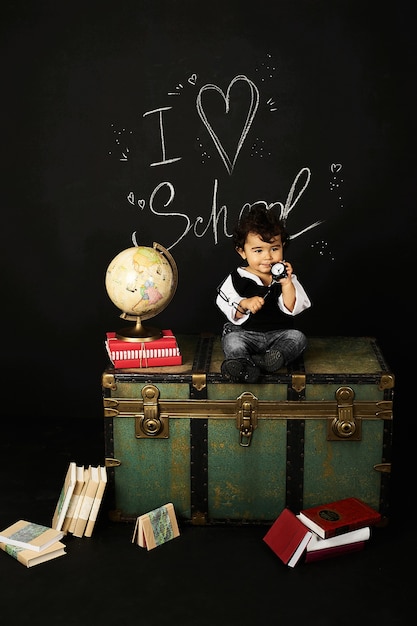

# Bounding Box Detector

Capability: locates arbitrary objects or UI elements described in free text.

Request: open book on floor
[132,503,180,551]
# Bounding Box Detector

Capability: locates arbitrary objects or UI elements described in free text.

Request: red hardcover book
[106,329,177,352]
[303,524,370,551]
[111,355,183,369]
[105,329,182,368]
[107,328,176,343]
[297,497,381,539]
[108,345,180,360]
[304,540,366,563]
[263,508,313,568]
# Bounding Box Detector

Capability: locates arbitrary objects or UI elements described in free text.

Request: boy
[216,206,311,383]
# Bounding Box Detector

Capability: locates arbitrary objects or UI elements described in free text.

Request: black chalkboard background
[2,0,414,476]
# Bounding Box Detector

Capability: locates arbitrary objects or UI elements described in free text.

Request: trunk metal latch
[135,384,169,438]
[328,386,362,441]
[236,392,258,447]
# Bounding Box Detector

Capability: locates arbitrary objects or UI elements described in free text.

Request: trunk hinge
[236,392,258,447]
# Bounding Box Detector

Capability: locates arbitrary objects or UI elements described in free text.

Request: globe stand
[116,316,163,342]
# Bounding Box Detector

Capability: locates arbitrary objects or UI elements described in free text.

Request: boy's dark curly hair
[233,206,290,250]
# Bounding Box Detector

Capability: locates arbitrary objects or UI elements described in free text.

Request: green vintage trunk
[102,335,394,524]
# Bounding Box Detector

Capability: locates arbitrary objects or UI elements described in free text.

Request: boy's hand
[279,262,296,311]
[278,261,293,284]
[238,295,265,315]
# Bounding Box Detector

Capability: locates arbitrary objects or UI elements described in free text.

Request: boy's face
[237,232,284,279]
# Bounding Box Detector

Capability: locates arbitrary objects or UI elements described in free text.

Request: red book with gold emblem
[297,497,381,539]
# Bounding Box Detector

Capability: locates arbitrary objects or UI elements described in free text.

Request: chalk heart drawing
[197,75,260,175]
[188,73,197,85]
[331,163,342,173]
[127,192,145,209]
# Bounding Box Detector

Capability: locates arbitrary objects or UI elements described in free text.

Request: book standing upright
[61,465,85,533]
[84,465,108,537]
[51,461,77,531]
[72,466,100,538]
[68,466,91,534]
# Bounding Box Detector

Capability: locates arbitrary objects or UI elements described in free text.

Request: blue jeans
[221,323,307,365]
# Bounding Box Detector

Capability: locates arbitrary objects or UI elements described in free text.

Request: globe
[105,242,178,341]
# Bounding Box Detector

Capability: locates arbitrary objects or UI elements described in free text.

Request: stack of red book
[263,497,382,567]
[105,329,182,368]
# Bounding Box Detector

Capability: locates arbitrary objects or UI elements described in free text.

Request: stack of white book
[52,461,108,538]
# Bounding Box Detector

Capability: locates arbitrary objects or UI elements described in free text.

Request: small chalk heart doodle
[127,192,145,209]
[331,163,342,173]
[188,74,197,86]
[196,74,259,175]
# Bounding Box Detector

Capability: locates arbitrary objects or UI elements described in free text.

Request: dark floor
[1,419,411,626]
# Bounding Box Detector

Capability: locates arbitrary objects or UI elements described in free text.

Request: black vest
[227,270,294,332]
